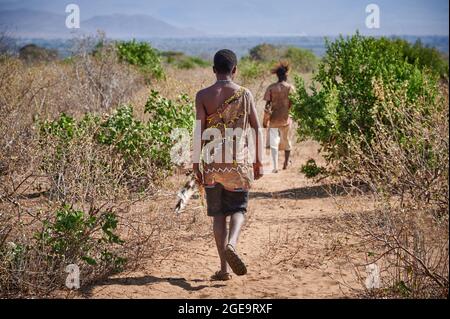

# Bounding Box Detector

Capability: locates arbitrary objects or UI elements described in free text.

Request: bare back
[263,81,296,128]
[194,80,262,190]
[197,82,243,116]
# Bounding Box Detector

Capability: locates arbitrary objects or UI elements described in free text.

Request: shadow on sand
[81,275,226,297]
[250,182,370,200]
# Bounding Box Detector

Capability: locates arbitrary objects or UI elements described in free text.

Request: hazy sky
[0,0,448,36]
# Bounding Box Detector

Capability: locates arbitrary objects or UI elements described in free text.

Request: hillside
[0,9,204,38]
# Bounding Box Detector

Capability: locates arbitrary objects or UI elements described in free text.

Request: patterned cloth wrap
[202,87,254,191]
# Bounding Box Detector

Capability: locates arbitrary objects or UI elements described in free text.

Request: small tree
[116,40,164,79]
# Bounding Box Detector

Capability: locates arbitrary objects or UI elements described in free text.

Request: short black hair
[214,49,237,74]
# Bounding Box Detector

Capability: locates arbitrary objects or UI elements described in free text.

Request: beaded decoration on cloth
[202,87,254,191]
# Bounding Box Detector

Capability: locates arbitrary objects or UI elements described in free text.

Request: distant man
[193,49,263,281]
[263,61,296,172]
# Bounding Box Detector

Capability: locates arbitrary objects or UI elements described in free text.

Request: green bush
[392,38,449,79]
[41,90,194,177]
[39,112,141,199]
[36,205,125,269]
[249,43,280,61]
[336,77,449,299]
[162,51,184,64]
[97,105,152,161]
[116,40,164,79]
[176,57,209,69]
[300,159,326,179]
[238,57,267,83]
[291,33,440,169]
[144,90,195,169]
[187,56,210,68]
[300,159,325,178]
[99,91,195,170]
[98,91,194,170]
[284,47,318,73]
[0,204,127,296]
[0,204,127,295]
[245,44,318,74]
[162,51,209,69]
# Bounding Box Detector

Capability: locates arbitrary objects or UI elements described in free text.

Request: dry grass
[0,38,159,297]
[3,34,445,299]
[323,82,449,298]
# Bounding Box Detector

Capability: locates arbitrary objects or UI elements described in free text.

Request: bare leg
[213,215,229,273]
[283,150,291,170]
[228,212,245,248]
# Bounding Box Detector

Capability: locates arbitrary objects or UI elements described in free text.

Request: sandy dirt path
[83,140,356,299]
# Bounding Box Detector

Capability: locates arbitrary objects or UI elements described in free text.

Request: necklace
[216,79,233,84]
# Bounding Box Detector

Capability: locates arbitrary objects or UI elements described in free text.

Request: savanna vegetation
[0,30,448,299]
[161,51,210,70]
[238,43,319,84]
[0,35,195,297]
[291,33,449,298]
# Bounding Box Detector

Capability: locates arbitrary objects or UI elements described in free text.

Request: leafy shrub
[290,32,448,298]
[40,112,89,142]
[144,90,194,169]
[0,202,133,296]
[249,43,280,61]
[300,159,326,179]
[177,56,209,69]
[0,46,173,297]
[238,57,267,83]
[39,90,194,199]
[392,38,449,80]
[291,33,440,169]
[116,40,164,79]
[10,89,194,297]
[283,47,318,73]
[335,81,449,298]
[39,112,140,200]
[162,51,210,69]
[97,105,152,162]
[162,51,184,64]
[36,205,125,269]
[246,44,318,73]
[98,90,194,169]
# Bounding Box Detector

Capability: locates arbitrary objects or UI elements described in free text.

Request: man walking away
[263,61,296,173]
[193,49,263,281]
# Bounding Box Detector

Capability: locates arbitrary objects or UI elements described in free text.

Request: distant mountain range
[0,9,205,38]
